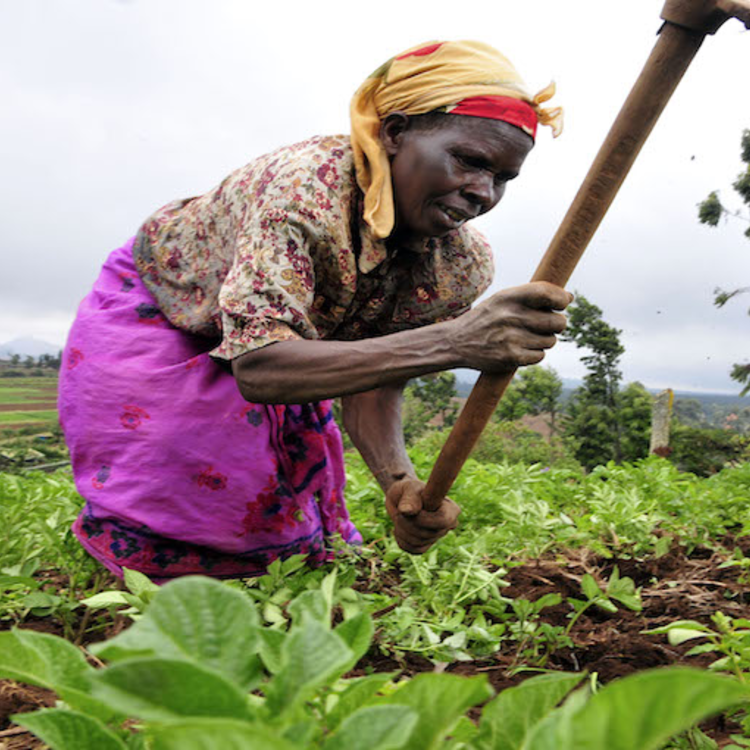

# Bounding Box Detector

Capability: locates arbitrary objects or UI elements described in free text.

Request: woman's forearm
[340,385,416,493]
[231,322,460,404]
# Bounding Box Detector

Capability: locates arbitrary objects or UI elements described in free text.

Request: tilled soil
[2,544,749,747]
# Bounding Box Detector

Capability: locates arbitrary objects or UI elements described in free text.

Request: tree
[697,128,750,395]
[561,294,652,469]
[495,366,563,432]
[403,372,459,445]
[561,294,625,467]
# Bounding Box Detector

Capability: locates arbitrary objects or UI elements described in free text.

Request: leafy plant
[2,575,750,749]
[565,566,642,636]
[646,612,750,682]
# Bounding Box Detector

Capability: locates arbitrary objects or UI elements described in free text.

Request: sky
[1,0,749,393]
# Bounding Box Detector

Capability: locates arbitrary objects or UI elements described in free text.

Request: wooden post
[650,388,674,456]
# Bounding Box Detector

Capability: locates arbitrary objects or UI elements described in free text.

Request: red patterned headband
[446,95,538,140]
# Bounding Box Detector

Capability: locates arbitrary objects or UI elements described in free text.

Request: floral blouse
[132,135,494,360]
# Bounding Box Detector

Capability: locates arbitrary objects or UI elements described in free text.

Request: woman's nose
[462,173,500,209]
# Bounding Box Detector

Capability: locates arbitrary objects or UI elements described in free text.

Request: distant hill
[0,337,62,359]
[454,372,747,411]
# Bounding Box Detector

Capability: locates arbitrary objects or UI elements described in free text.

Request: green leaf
[644,620,712,636]
[326,673,396,731]
[287,589,330,625]
[122,567,159,600]
[81,591,132,609]
[384,673,493,750]
[534,668,750,750]
[265,619,354,716]
[335,612,374,669]
[0,629,92,691]
[476,671,586,750]
[323,705,417,750]
[91,658,255,723]
[148,718,298,750]
[667,628,711,646]
[581,575,602,601]
[92,576,262,691]
[12,708,127,750]
[258,628,287,674]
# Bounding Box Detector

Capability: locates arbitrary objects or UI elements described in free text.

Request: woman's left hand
[385,478,461,554]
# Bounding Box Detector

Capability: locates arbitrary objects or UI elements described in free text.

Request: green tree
[697,128,750,395]
[561,294,626,468]
[617,382,652,462]
[495,366,563,433]
[402,372,460,446]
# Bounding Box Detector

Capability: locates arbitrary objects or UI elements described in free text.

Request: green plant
[565,566,642,637]
[2,575,750,749]
[646,612,750,683]
[81,567,160,620]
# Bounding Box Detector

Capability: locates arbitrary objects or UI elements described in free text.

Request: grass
[0,410,59,425]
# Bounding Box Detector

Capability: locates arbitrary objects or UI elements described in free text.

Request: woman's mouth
[436,204,470,228]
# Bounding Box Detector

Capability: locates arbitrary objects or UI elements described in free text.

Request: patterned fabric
[132,135,494,361]
[60,240,360,581]
[350,40,563,239]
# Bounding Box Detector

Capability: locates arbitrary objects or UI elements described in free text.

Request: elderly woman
[59,40,571,580]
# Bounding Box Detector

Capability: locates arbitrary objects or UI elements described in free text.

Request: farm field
[0,377,59,431]
[2,451,750,749]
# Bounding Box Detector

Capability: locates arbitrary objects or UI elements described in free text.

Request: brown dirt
[3,546,750,745]
[0,682,55,749]
[360,543,750,746]
[0,403,57,413]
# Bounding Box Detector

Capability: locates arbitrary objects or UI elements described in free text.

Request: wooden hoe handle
[421,10,733,511]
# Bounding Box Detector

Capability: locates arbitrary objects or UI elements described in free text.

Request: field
[0,377,59,430]
[2,448,750,749]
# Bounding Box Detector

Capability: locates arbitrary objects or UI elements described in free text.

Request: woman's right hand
[446,281,573,373]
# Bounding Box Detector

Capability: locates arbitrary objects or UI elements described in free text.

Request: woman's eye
[455,153,481,169]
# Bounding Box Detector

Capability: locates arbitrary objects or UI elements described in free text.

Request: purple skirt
[59,239,360,580]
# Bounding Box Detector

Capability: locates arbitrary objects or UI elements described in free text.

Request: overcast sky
[2,0,749,393]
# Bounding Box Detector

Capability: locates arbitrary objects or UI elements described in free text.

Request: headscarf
[350,40,563,239]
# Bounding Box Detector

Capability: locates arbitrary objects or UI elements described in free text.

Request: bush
[670,422,750,476]
[413,420,581,470]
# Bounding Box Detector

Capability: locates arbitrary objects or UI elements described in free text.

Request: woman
[59,40,571,580]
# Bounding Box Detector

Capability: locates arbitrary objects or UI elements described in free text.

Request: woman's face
[381,114,534,243]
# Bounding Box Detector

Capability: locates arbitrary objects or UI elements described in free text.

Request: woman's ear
[379,112,410,156]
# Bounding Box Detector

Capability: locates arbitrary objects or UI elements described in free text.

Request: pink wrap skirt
[59,239,361,580]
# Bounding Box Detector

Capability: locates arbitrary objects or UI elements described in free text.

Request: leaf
[323,705,417,750]
[148,718,298,750]
[326,673,396,731]
[92,576,262,691]
[258,628,287,674]
[335,612,374,669]
[0,629,92,691]
[644,620,712,636]
[667,628,711,646]
[91,658,255,723]
[533,668,750,750]
[265,618,354,716]
[384,673,493,750]
[287,589,330,625]
[81,591,132,609]
[581,574,602,602]
[12,708,127,750]
[476,671,586,750]
[122,567,159,600]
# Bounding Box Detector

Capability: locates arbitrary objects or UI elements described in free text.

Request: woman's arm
[341,383,460,554]
[231,281,573,404]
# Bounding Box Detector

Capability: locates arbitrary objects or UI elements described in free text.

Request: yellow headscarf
[350,40,563,240]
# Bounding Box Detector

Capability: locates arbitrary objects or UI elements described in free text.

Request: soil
[0,403,57,413]
[3,544,750,747]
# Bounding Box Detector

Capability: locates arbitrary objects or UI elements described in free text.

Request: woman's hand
[385,477,461,554]
[447,281,573,373]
